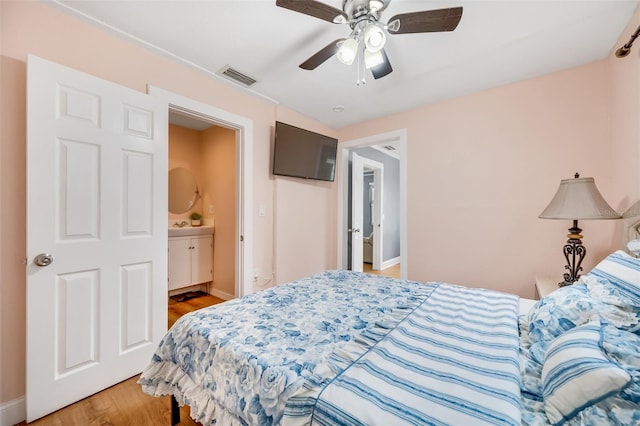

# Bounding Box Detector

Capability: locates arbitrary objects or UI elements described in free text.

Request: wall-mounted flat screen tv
[272,121,338,182]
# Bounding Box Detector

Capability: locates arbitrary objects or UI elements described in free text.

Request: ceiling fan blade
[276,0,348,24]
[370,49,393,80]
[387,7,463,34]
[299,39,345,70]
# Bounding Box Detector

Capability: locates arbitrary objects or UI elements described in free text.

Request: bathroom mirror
[168,167,199,214]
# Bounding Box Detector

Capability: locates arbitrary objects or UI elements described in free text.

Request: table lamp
[539,173,620,286]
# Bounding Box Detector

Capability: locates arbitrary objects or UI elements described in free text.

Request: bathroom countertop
[168,225,214,237]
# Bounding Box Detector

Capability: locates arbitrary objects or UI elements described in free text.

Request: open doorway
[338,129,407,280]
[351,153,384,272]
[362,164,384,271]
[149,86,254,300]
[166,111,236,324]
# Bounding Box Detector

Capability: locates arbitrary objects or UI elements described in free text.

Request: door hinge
[240,235,244,242]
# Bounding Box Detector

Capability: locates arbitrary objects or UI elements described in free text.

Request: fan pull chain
[357,45,366,86]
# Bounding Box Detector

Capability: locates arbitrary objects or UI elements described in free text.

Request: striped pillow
[541,322,631,425]
[587,250,640,305]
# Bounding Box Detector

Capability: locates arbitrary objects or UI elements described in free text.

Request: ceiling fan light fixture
[337,37,359,65]
[333,15,347,24]
[369,0,385,13]
[364,23,386,53]
[364,49,383,69]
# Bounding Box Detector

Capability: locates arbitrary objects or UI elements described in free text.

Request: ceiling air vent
[217,66,257,87]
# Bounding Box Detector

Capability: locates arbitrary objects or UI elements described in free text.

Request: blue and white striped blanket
[139,271,521,425]
[312,284,521,426]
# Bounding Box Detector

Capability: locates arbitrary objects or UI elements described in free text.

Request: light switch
[258,205,266,217]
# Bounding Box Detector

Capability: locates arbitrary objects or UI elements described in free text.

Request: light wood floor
[363,262,401,279]
[21,294,224,426]
[168,293,225,328]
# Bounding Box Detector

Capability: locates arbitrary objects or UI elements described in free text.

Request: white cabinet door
[168,235,213,290]
[168,238,193,290]
[192,236,213,285]
[26,55,167,421]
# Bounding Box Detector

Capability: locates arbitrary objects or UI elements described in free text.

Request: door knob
[34,253,54,267]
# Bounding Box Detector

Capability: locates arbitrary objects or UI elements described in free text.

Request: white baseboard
[381,256,401,270]
[208,288,234,301]
[0,396,25,426]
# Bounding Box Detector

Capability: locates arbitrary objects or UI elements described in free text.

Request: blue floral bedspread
[139,270,435,425]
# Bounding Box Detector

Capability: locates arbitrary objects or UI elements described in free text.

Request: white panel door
[351,153,364,271]
[26,55,168,422]
[371,166,384,271]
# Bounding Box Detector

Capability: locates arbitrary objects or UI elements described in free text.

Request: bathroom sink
[168,226,214,237]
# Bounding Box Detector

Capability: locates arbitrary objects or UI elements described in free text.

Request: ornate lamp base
[558,219,586,287]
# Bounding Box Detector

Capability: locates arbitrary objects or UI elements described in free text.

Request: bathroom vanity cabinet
[168,235,213,291]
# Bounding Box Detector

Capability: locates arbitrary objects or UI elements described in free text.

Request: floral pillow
[528,284,599,364]
[527,277,640,364]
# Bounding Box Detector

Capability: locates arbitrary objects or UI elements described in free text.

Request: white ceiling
[53,0,639,129]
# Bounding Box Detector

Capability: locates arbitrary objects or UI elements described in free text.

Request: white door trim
[147,86,254,297]
[337,129,407,279]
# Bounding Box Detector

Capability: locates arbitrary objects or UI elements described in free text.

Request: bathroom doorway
[149,86,254,300]
[167,112,237,301]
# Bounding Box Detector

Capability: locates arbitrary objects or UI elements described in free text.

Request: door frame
[337,129,407,279]
[147,86,253,297]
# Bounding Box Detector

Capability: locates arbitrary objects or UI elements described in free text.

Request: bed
[139,252,640,425]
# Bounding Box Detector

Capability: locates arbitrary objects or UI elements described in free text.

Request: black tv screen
[272,121,338,182]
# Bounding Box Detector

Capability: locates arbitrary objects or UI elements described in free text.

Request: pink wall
[1,0,639,414]
[338,61,619,296]
[273,106,338,285]
[608,6,640,216]
[0,54,28,408]
[202,126,236,296]
[0,1,335,407]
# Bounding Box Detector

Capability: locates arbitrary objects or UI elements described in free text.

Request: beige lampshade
[539,177,620,220]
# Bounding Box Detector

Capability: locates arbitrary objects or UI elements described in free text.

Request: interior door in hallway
[26,55,168,421]
[351,152,365,271]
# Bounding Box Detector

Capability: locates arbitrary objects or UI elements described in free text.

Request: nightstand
[535,276,560,299]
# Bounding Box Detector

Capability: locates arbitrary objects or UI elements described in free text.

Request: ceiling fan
[276,0,463,82]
